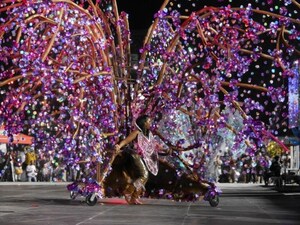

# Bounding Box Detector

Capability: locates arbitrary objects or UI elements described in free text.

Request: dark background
[116,0,261,30]
[117,0,164,30]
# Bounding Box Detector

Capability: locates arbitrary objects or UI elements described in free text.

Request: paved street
[0,182,299,225]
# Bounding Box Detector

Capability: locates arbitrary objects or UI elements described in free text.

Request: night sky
[116,0,251,30]
[117,0,163,30]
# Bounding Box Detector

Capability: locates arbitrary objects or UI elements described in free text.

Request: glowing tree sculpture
[0,0,299,184]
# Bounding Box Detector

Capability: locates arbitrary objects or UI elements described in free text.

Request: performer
[115,114,160,205]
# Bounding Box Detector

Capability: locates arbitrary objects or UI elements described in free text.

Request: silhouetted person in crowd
[270,155,281,177]
[264,155,281,186]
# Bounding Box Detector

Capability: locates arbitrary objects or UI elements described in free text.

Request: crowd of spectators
[0,147,79,182]
[215,151,290,184]
[0,147,290,184]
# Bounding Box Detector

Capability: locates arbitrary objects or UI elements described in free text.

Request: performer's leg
[132,154,148,190]
[125,154,148,204]
[122,171,135,204]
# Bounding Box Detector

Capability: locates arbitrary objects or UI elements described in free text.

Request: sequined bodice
[136,131,158,176]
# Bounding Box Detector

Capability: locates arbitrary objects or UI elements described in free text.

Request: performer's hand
[115,144,121,153]
[171,146,183,151]
[176,147,184,151]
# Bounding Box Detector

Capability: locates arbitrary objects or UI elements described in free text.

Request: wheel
[209,195,219,207]
[86,193,98,206]
[70,191,77,200]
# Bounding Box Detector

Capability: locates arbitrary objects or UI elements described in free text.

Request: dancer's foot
[124,194,132,204]
[130,198,143,205]
[124,194,143,205]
